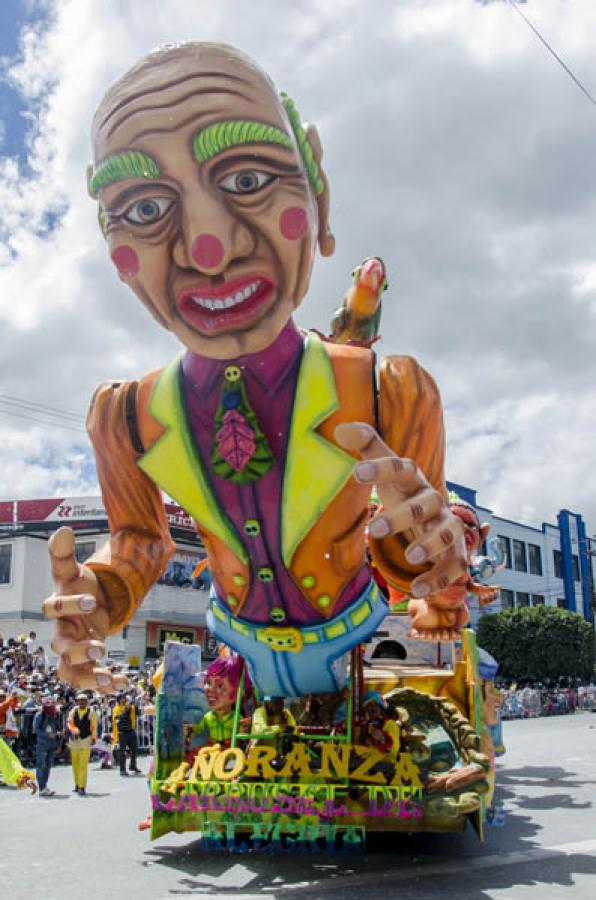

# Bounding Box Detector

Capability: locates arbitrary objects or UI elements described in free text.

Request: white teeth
[190,280,261,311]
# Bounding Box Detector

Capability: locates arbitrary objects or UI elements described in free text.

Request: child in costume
[0,736,36,793]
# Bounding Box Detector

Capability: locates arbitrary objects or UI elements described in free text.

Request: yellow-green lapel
[282,332,355,567]
[137,354,247,563]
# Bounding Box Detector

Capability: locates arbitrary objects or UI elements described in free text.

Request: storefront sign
[158,627,196,651]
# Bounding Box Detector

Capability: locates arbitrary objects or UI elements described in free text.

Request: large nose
[172,185,255,274]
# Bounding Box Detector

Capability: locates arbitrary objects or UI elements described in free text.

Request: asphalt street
[1,713,595,900]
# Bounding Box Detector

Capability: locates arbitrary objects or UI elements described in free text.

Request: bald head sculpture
[89,42,334,358]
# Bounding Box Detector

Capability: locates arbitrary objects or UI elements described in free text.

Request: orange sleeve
[85,380,176,633]
[368,355,447,592]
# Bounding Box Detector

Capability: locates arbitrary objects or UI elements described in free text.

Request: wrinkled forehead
[93,47,288,160]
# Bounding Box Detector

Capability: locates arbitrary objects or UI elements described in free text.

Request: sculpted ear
[305,124,335,258]
[480,523,491,543]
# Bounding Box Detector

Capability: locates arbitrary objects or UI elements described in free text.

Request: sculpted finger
[49,526,79,588]
[404,513,465,565]
[368,488,444,540]
[354,455,426,497]
[56,659,113,692]
[334,422,394,459]
[410,552,468,598]
[51,639,105,666]
[43,594,97,618]
[112,674,129,689]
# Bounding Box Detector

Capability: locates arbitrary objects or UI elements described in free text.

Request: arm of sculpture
[42,380,175,691]
[85,380,176,630]
[350,355,469,640]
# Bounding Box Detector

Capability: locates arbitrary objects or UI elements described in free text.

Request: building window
[497,535,512,569]
[516,592,530,607]
[557,597,566,608]
[528,544,543,576]
[0,544,12,584]
[513,540,527,572]
[553,549,563,579]
[500,589,514,609]
[75,541,96,564]
[532,594,545,606]
[572,554,580,582]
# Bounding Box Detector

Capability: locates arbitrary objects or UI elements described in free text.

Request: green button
[226,593,238,608]
[258,566,274,583]
[232,574,246,586]
[244,519,261,536]
[301,575,316,589]
[270,607,286,623]
[317,594,331,609]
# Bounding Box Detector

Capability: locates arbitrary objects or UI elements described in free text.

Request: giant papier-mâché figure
[43,42,468,698]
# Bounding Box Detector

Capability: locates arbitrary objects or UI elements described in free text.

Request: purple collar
[181,319,304,397]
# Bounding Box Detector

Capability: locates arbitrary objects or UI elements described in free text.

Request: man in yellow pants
[68,693,97,795]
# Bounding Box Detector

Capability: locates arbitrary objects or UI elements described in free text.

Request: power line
[0,408,86,435]
[0,394,84,423]
[506,0,596,106]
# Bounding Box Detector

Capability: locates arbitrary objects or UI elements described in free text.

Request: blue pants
[207,578,388,697]
[36,742,54,790]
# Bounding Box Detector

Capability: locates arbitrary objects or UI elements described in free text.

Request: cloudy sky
[1,0,595,535]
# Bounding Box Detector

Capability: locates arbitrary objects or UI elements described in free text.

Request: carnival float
[43,41,504,851]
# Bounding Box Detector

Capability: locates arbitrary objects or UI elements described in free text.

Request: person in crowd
[32,646,46,672]
[67,692,98,795]
[32,695,60,797]
[0,688,18,742]
[113,694,141,776]
[24,631,37,658]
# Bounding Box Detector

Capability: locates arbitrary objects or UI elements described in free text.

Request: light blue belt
[210,580,381,653]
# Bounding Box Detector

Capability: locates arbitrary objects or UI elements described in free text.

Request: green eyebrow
[280,94,324,196]
[90,150,160,195]
[192,120,294,165]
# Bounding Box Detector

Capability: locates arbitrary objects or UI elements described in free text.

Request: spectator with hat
[67,693,98,795]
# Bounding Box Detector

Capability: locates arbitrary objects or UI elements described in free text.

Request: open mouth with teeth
[178,275,275,333]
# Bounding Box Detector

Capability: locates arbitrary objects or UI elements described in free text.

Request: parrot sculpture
[329,256,388,346]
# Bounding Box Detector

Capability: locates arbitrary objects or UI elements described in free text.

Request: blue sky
[0,0,595,534]
[0,0,46,163]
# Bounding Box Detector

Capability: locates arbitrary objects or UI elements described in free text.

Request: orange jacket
[84,334,446,633]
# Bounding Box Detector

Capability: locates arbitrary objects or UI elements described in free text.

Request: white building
[1,486,593,666]
[447,482,594,626]
[0,496,216,666]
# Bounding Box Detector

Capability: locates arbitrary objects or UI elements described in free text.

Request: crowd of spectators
[0,631,159,783]
[498,677,596,719]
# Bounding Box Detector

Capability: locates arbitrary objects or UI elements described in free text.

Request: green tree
[477,605,595,681]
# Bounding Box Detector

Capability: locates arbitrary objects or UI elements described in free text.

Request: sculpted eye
[218,170,276,194]
[123,197,174,225]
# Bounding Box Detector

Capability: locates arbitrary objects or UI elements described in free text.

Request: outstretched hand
[335,422,468,639]
[42,527,127,693]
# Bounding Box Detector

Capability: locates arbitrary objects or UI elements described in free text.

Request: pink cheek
[111,245,139,277]
[279,206,308,240]
[192,233,225,269]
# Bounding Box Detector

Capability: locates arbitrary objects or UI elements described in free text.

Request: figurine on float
[407,492,500,640]
[359,691,402,761]
[477,647,505,823]
[189,656,242,750]
[42,41,469,699]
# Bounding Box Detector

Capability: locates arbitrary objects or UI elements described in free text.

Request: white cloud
[0,0,595,537]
